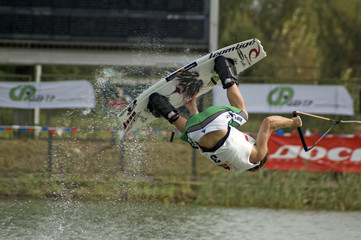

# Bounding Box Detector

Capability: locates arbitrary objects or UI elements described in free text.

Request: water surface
[1,200,360,240]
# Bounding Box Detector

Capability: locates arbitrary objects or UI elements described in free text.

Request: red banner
[266,133,361,172]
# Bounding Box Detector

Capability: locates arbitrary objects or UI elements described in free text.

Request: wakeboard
[118,38,267,132]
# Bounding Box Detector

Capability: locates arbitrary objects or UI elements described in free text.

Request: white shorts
[200,126,258,172]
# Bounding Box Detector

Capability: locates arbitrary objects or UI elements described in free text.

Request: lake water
[1,200,361,240]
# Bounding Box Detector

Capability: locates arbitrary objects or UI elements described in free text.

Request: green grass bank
[1,137,361,211]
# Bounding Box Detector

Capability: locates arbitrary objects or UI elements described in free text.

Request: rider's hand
[185,95,199,115]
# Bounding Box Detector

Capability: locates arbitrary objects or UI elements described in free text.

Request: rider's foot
[148,92,179,123]
[214,56,237,89]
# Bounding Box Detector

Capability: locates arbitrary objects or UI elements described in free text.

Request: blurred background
[1,0,361,211]
[0,0,360,130]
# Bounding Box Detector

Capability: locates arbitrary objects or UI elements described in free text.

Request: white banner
[213,84,354,115]
[0,80,95,109]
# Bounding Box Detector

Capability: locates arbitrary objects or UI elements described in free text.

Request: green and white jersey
[181,105,257,171]
[181,105,246,145]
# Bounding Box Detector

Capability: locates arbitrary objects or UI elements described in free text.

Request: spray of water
[45,35,179,202]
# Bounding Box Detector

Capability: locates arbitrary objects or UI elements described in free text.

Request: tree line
[219,0,361,80]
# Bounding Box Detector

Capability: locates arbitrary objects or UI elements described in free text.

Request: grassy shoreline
[1,138,361,211]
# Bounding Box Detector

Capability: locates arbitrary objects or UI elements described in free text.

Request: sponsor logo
[166,62,197,82]
[138,114,148,123]
[248,42,260,61]
[270,145,361,162]
[126,112,140,130]
[237,49,251,67]
[210,155,231,170]
[209,39,256,59]
[126,100,137,115]
[9,84,56,102]
[119,100,137,118]
[267,87,294,106]
[267,87,313,107]
[123,111,137,130]
[123,111,147,131]
[208,76,219,86]
[10,85,36,101]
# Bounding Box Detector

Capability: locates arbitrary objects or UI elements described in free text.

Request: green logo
[267,87,294,106]
[9,85,37,101]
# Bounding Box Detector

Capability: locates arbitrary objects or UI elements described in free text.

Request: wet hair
[172,71,203,99]
[247,152,269,172]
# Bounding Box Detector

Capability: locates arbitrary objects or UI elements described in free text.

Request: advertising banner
[213,84,354,115]
[266,134,361,172]
[0,80,95,109]
[100,82,148,113]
